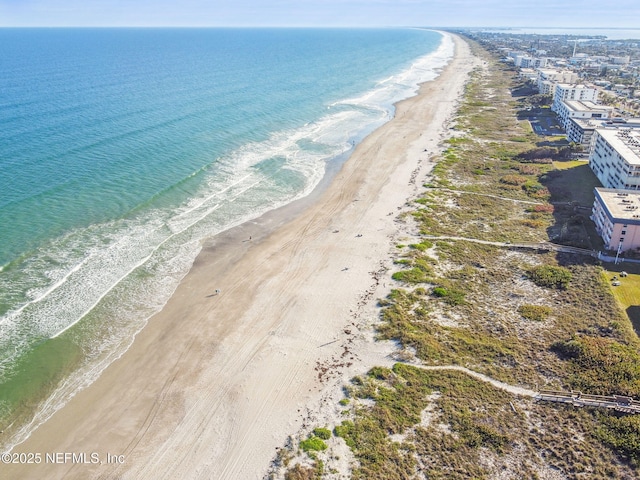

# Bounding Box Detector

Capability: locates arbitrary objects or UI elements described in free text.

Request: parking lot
[529,112,565,136]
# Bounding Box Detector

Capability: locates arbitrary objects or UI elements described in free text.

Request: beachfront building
[551,84,599,113]
[536,69,579,96]
[589,128,640,190]
[514,55,548,69]
[514,55,531,68]
[555,100,613,133]
[592,188,640,252]
[568,118,640,150]
[538,79,556,96]
[567,118,601,148]
[519,68,539,82]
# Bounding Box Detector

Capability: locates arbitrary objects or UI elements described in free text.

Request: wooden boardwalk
[535,389,640,414]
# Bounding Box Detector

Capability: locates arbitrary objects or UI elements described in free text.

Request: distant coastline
[469,26,640,40]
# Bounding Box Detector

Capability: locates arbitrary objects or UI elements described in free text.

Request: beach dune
[5,33,477,479]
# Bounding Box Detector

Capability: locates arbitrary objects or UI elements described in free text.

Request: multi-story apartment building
[589,128,640,190]
[536,69,579,96]
[551,84,599,113]
[610,55,631,65]
[567,118,640,149]
[514,55,548,69]
[567,118,601,148]
[555,100,612,132]
[538,80,555,95]
[519,68,539,82]
[592,188,640,252]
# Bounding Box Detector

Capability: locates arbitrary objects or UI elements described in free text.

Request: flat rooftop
[572,117,640,130]
[556,83,592,89]
[564,100,612,113]
[597,128,640,165]
[596,188,640,222]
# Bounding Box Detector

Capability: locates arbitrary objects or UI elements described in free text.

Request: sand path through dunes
[409,364,538,397]
[5,33,477,480]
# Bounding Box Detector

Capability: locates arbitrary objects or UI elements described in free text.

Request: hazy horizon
[1,0,639,29]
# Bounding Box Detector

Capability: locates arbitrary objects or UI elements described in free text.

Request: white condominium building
[555,100,612,132]
[514,56,548,69]
[551,84,599,113]
[568,118,640,149]
[589,129,640,190]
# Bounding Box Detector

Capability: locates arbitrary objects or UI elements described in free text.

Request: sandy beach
[5,33,477,479]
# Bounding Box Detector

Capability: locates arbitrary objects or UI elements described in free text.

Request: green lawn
[552,160,589,170]
[606,271,640,309]
[602,270,640,336]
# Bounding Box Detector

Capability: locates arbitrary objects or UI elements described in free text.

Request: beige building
[536,69,579,95]
[592,188,640,252]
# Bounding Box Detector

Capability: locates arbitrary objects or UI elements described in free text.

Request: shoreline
[0,35,446,454]
[5,33,478,479]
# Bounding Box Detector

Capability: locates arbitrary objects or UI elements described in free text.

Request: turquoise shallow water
[0,27,451,448]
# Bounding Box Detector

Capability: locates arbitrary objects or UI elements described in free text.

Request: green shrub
[500,174,527,185]
[409,241,433,251]
[432,286,466,305]
[517,147,557,160]
[528,265,572,289]
[596,414,640,463]
[300,436,328,452]
[517,304,552,321]
[552,336,640,396]
[432,287,447,297]
[368,366,392,380]
[334,421,356,448]
[517,164,541,175]
[521,219,546,228]
[455,412,510,452]
[522,181,550,198]
[392,268,430,284]
[313,427,332,440]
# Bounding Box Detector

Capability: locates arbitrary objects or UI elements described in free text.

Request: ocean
[0,27,450,449]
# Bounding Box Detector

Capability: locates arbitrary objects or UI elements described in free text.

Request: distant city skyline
[1,0,639,29]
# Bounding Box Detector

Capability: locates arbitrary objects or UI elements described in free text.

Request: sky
[1,0,639,28]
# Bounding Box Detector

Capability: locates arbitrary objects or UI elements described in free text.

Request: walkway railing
[535,389,640,414]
